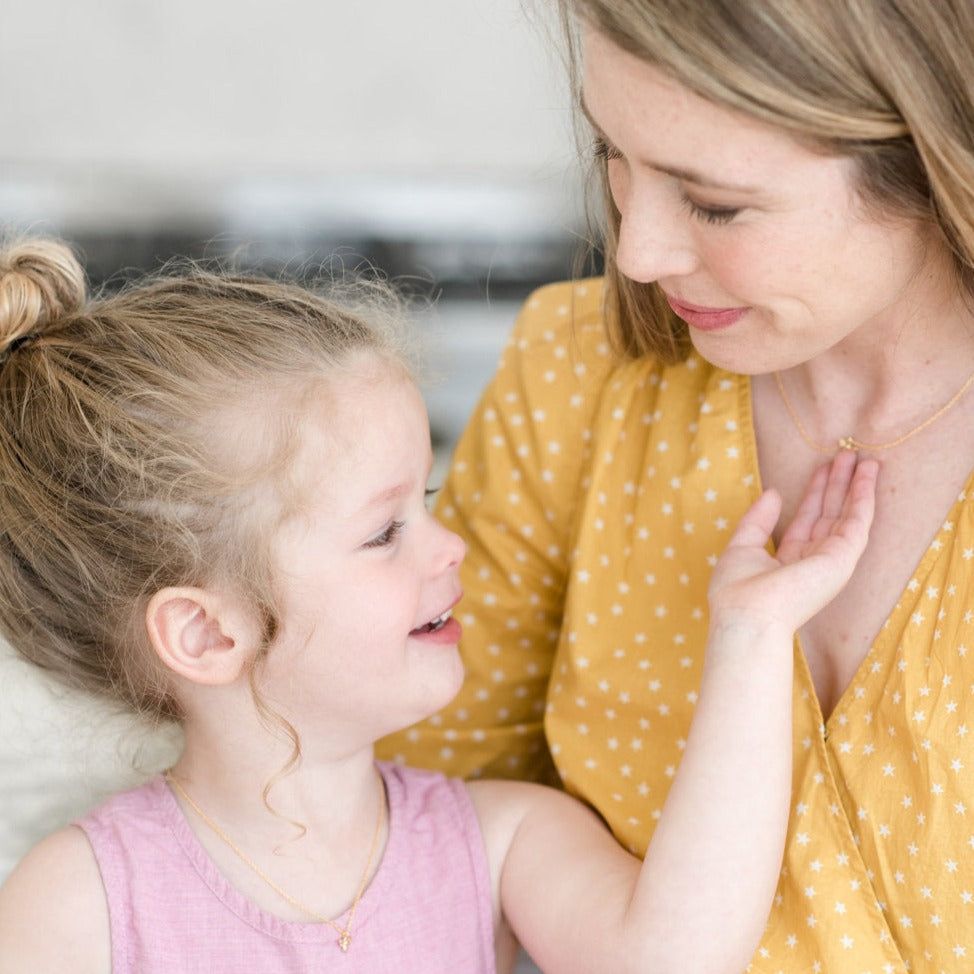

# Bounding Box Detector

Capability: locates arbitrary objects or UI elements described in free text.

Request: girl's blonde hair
[0,237,411,721]
[559,0,974,362]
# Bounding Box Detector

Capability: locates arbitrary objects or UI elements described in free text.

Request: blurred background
[0,0,592,445]
[0,1,594,966]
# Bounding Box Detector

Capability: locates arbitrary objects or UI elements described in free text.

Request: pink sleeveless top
[75,762,495,973]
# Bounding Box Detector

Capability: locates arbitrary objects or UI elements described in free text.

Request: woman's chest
[781,445,974,718]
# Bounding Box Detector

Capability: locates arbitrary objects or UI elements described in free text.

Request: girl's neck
[170,735,382,841]
[170,674,386,837]
[167,741,389,928]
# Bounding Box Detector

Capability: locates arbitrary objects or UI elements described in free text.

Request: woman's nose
[611,175,699,284]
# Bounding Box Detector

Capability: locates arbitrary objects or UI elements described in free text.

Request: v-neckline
[740,371,974,730]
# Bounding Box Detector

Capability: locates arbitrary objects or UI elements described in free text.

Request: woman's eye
[592,136,623,162]
[682,195,740,225]
[364,520,405,549]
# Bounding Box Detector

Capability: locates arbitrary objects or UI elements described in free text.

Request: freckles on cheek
[706,247,770,295]
[743,221,824,283]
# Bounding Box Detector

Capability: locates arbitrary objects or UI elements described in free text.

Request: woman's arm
[471,452,878,974]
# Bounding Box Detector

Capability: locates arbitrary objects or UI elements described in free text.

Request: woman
[379,0,974,968]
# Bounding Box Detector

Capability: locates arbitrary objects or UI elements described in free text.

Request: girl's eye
[364,520,405,549]
[592,136,623,162]
[682,195,740,226]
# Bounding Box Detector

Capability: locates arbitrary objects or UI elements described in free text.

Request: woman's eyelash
[681,196,740,225]
[592,136,622,161]
[364,521,405,548]
[593,135,740,225]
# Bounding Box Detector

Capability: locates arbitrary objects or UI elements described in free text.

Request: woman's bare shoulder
[0,825,109,974]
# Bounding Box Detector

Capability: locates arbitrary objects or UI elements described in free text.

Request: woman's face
[581,26,953,374]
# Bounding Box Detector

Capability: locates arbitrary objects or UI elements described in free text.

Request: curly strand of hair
[246,656,308,844]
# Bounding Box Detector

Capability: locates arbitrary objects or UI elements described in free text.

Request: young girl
[0,237,877,974]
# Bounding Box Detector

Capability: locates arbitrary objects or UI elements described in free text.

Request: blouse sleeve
[376,279,612,784]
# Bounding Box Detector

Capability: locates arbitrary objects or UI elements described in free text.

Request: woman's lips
[665,295,748,332]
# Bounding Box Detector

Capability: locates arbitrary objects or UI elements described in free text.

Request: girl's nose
[432,518,466,572]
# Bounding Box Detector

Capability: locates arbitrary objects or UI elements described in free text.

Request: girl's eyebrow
[358,452,434,515]
[579,93,762,194]
[361,482,408,513]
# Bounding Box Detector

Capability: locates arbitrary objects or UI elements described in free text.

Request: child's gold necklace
[165,769,385,953]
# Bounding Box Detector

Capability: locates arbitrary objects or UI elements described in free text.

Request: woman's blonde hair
[0,237,412,721]
[559,0,974,362]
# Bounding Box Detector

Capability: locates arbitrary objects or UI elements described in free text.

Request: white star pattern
[379,280,974,972]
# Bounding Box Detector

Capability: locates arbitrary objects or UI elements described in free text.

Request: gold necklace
[166,769,385,953]
[773,368,974,454]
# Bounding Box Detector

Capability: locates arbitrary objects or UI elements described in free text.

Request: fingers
[835,456,879,546]
[776,452,878,567]
[725,453,878,568]
[777,462,831,549]
[819,449,859,526]
[710,454,879,630]
[725,487,783,551]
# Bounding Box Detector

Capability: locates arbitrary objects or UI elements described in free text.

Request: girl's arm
[470,452,878,974]
[0,826,109,974]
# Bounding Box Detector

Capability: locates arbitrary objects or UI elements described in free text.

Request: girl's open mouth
[410,611,451,635]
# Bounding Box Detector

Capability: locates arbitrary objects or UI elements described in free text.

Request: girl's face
[259,358,466,754]
[581,26,955,374]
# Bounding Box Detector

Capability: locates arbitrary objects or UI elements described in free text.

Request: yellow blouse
[379,279,974,972]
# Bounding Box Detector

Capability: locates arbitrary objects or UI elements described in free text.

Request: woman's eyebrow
[579,93,762,193]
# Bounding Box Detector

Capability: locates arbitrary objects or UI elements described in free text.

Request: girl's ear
[145,587,256,686]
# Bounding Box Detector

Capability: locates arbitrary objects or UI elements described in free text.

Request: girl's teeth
[421,611,450,633]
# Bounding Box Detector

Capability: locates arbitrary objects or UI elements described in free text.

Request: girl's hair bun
[0,238,86,350]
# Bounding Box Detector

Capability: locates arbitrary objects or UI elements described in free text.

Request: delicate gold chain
[166,769,385,953]
[773,368,974,454]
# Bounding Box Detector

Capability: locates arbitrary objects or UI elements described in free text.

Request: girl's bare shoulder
[0,825,109,974]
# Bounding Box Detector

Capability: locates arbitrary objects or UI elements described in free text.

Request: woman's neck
[777,282,974,447]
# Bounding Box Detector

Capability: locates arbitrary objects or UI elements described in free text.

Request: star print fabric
[377,279,974,971]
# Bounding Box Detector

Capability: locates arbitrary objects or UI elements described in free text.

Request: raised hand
[708,451,879,635]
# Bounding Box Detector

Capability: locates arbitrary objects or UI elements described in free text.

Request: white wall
[0,0,583,234]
